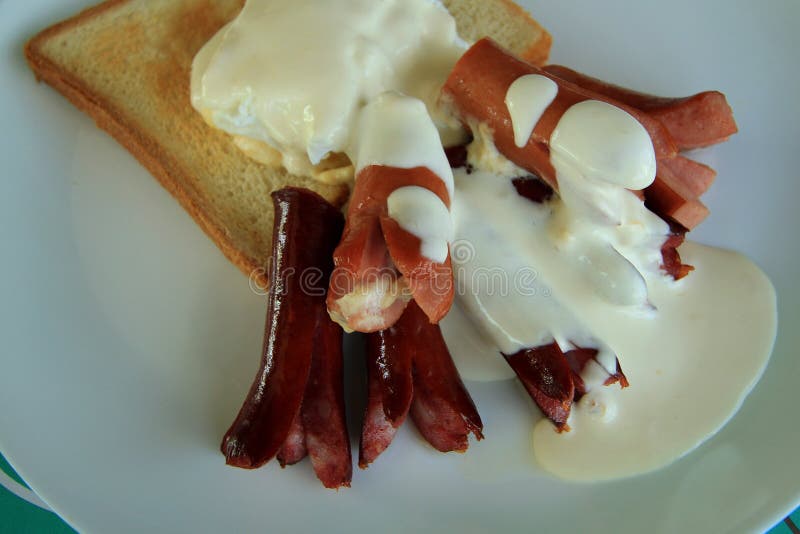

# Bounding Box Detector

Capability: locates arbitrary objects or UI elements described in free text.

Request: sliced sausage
[328,165,454,332]
[359,339,406,468]
[442,37,678,192]
[302,315,352,489]
[504,343,575,430]
[403,302,483,452]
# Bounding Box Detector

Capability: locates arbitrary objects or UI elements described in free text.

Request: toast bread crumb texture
[442,0,551,65]
[25,0,551,284]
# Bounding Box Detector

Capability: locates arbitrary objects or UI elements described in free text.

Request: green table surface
[1,450,798,533]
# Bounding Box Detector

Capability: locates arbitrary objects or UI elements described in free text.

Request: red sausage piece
[328,165,454,332]
[443,39,716,229]
[359,337,406,468]
[302,315,352,489]
[404,302,484,452]
[221,188,344,470]
[543,64,737,150]
[442,38,679,192]
[504,343,575,430]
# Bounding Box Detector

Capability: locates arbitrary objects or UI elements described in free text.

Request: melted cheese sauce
[443,165,776,481]
[353,93,454,195]
[532,242,776,480]
[191,0,467,177]
[505,74,559,148]
[445,79,775,481]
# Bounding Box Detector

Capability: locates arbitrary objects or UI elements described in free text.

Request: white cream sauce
[533,242,776,481]
[190,0,467,177]
[353,93,454,195]
[505,74,559,148]
[551,100,657,190]
[444,168,776,480]
[354,93,454,263]
[446,85,776,480]
[387,186,453,263]
[449,173,617,362]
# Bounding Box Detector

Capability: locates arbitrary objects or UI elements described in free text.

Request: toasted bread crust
[26,39,265,282]
[498,0,553,65]
[25,0,287,286]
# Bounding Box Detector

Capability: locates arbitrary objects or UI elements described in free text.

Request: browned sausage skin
[359,345,406,469]
[505,344,575,430]
[407,301,484,453]
[302,315,352,488]
[543,64,738,150]
[327,165,455,333]
[442,38,678,188]
[221,188,351,489]
[360,301,483,466]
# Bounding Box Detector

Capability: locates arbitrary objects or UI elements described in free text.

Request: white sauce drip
[445,80,774,481]
[387,186,453,263]
[190,0,467,177]
[533,242,776,480]
[505,74,558,148]
[550,100,657,190]
[352,93,454,196]
[450,175,615,359]
[450,170,632,367]
[444,168,776,480]
[354,93,454,263]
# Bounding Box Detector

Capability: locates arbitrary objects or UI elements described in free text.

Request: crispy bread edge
[498,0,553,65]
[24,0,272,284]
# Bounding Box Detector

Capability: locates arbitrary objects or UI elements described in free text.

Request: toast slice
[25,0,551,284]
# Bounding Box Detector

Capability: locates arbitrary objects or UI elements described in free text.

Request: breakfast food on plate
[439,37,740,429]
[441,37,733,230]
[440,36,775,476]
[26,0,776,486]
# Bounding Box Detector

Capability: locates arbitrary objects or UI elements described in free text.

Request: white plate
[1,1,799,532]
